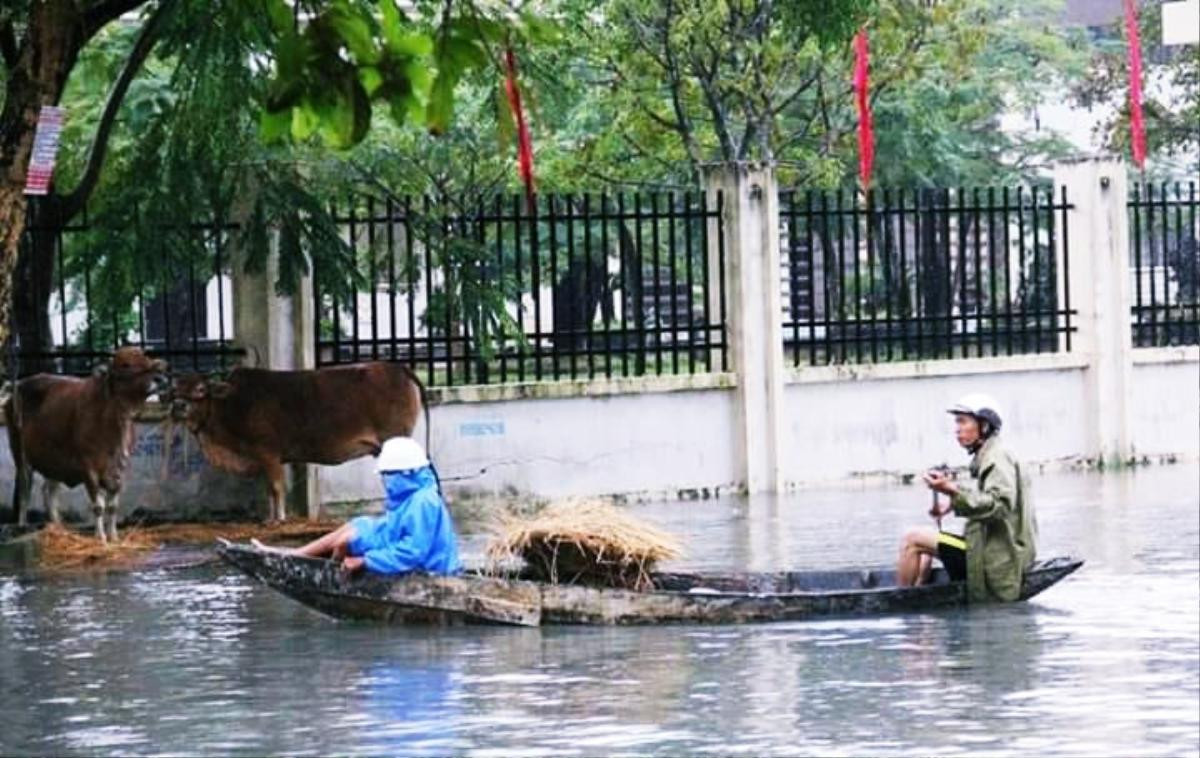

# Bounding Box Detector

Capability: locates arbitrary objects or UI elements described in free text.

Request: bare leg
[916,553,933,586]
[897,528,939,587]
[255,523,356,558]
[42,479,63,525]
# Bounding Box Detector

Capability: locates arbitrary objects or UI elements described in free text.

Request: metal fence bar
[304,189,727,386]
[1127,181,1199,347]
[779,184,1077,366]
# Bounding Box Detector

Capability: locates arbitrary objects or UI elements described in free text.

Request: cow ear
[210,381,233,399]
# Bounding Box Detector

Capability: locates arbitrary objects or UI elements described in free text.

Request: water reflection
[0,465,1196,756]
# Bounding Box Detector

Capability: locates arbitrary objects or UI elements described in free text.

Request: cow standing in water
[4,348,169,542]
[171,363,426,522]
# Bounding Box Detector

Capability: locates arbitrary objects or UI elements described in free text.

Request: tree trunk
[13,197,59,375]
[0,1,86,360]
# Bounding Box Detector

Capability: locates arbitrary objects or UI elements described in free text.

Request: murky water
[1,465,1197,756]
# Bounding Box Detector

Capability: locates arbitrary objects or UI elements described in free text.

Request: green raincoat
[949,436,1037,602]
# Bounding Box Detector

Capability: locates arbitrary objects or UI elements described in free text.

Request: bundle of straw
[37,523,159,572]
[486,500,683,590]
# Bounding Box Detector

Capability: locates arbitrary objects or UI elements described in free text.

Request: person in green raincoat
[896,394,1037,602]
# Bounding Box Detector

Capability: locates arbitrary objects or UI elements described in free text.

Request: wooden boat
[217,542,1083,627]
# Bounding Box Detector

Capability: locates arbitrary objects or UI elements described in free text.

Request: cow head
[101,347,169,403]
[170,373,233,432]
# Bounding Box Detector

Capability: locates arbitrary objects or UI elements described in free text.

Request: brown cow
[4,347,168,542]
[171,363,426,521]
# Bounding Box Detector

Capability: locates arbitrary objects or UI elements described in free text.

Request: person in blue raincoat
[252,437,461,575]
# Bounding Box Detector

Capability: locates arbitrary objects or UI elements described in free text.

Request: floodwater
[1,464,1197,756]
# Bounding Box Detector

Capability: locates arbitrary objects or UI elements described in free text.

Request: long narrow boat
[217,542,1083,627]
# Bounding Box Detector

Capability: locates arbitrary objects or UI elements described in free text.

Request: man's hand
[923,470,959,497]
[341,556,365,574]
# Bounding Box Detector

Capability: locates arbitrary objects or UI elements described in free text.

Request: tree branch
[84,0,151,38]
[0,20,17,68]
[61,0,174,220]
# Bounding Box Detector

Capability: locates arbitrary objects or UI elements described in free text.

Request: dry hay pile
[35,519,343,572]
[37,523,160,572]
[486,500,682,590]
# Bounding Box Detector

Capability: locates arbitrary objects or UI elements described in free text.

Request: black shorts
[936,532,967,582]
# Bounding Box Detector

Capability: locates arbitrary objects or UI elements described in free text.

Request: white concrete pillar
[232,234,321,517]
[1053,156,1134,465]
[703,163,787,493]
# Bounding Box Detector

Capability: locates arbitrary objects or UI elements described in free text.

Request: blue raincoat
[347,465,462,575]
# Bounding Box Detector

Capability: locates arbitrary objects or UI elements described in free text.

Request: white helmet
[375,437,430,473]
[947,393,1003,434]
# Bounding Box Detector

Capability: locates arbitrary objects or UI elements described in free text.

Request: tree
[0,0,546,356]
[1071,0,1200,176]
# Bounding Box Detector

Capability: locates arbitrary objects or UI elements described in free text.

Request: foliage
[1070,0,1200,176]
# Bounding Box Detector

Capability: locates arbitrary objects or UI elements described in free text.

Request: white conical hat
[376,437,429,473]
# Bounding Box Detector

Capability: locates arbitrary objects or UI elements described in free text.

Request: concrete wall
[0,416,262,524]
[318,375,741,505]
[783,354,1093,485]
[1130,347,1200,459]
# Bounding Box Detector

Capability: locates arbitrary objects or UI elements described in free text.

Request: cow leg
[263,460,286,523]
[41,479,63,524]
[11,464,33,526]
[88,488,108,544]
[107,494,121,542]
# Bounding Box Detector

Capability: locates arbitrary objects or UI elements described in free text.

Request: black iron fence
[1128,182,1199,348]
[315,191,728,386]
[11,201,243,377]
[780,186,1075,366]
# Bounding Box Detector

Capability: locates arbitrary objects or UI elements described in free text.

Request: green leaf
[445,36,488,70]
[291,101,320,141]
[403,59,432,98]
[391,31,434,58]
[265,75,304,111]
[327,5,380,65]
[518,11,561,44]
[379,0,406,50]
[348,76,372,145]
[426,71,456,135]
[318,75,371,148]
[496,81,515,155]
[359,66,384,96]
[264,0,294,36]
[260,107,292,142]
[275,32,308,80]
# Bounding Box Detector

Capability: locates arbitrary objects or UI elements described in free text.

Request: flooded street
[1,464,1197,756]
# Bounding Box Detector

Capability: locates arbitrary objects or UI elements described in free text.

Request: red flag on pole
[1123,0,1147,169]
[504,48,536,212]
[853,28,875,191]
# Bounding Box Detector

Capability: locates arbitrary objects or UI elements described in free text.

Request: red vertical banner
[504,48,536,212]
[853,28,874,191]
[1123,0,1147,169]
